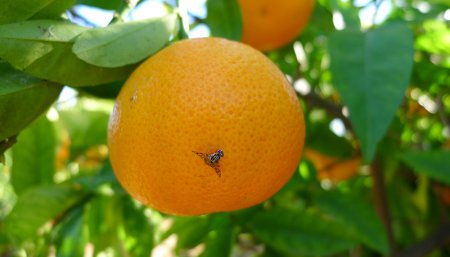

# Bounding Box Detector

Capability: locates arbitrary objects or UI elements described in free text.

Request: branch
[299,91,353,131]
[188,12,205,24]
[371,157,397,255]
[0,135,17,164]
[394,220,450,257]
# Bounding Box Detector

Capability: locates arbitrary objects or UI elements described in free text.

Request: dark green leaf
[0,136,16,164]
[0,20,135,86]
[52,205,86,257]
[400,150,450,185]
[72,160,119,191]
[0,0,53,24]
[305,4,334,36]
[199,214,234,257]
[77,80,124,99]
[76,0,123,10]
[4,184,86,241]
[0,62,62,142]
[122,197,153,257]
[32,0,76,20]
[316,191,389,255]
[329,22,414,162]
[306,119,353,159]
[73,14,178,68]
[248,208,357,256]
[268,46,299,78]
[206,0,242,41]
[11,116,56,195]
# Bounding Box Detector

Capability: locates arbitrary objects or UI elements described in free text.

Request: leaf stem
[372,157,397,255]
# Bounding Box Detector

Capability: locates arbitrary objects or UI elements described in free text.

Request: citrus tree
[0,0,449,256]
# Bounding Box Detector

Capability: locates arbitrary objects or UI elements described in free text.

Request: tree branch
[394,220,450,257]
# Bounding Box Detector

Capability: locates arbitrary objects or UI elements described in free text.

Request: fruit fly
[192,149,224,177]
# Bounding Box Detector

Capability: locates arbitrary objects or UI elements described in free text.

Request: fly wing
[213,164,221,178]
[192,151,209,162]
[192,151,221,178]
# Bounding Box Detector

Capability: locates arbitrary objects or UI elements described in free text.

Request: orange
[239,0,315,51]
[304,149,360,182]
[108,37,305,215]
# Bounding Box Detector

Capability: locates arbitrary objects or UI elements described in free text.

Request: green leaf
[415,20,450,55]
[0,0,53,24]
[11,116,56,195]
[248,208,357,256]
[400,150,450,185]
[315,191,389,255]
[0,20,88,43]
[329,22,414,162]
[0,20,86,70]
[206,0,242,41]
[122,198,153,257]
[25,42,135,86]
[84,195,122,253]
[0,0,75,24]
[0,20,135,86]
[0,62,62,142]
[73,14,178,68]
[198,214,234,257]
[161,216,211,250]
[4,184,86,241]
[58,101,111,156]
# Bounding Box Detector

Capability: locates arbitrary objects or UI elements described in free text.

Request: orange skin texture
[304,149,361,182]
[239,0,315,51]
[108,38,305,215]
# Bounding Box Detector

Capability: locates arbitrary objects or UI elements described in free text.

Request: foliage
[0,0,449,256]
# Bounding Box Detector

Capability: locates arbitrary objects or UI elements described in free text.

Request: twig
[372,0,383,25]
[299,91,353,131]
[67,9,97,27]
[372,157,397,256]
[394,220,450,257]
[436,94,450,133]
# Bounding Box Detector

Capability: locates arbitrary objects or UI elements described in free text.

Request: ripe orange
[304,149,360,182]
[239,0,315,51]
[108,37,305,215]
